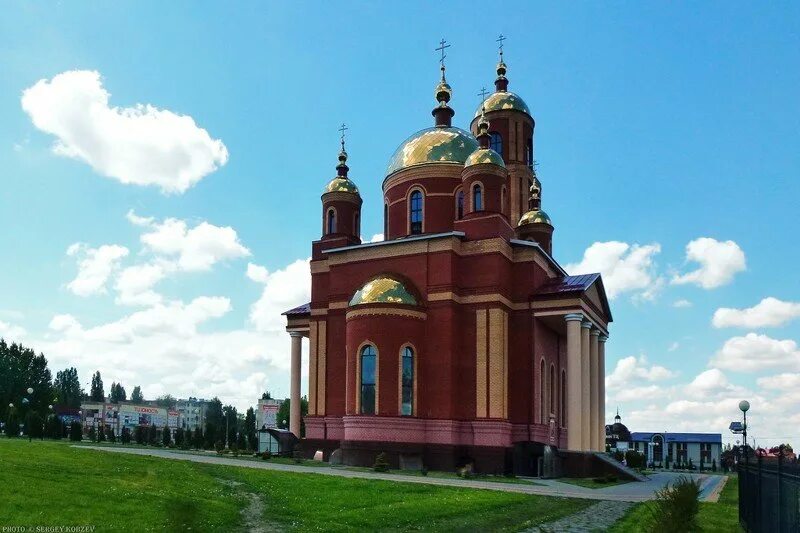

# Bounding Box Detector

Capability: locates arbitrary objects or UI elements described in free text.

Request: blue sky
[1,2,798,445]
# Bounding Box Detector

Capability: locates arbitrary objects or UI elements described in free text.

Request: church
[283,41,612,475]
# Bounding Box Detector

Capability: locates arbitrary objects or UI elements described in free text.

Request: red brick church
[284,43,612,474]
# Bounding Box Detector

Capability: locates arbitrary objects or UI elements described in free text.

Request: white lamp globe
[739,400,750,413]
[26,387,33,395]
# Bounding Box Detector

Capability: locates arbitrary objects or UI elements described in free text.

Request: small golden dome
[349,275,418,306]
[474,91,530,118]
[518,209,552,226]
[464,148,505,168]
[386,127,479,176]
[323,177,359,194]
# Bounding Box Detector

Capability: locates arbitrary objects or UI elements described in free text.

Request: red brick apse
[284,53,613,475]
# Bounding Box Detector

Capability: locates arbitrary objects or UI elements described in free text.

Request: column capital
[581,319,593,329]
[289,331,304,338]
[564,313,584,322]
[590,329,601,337]
[599,335,609,343]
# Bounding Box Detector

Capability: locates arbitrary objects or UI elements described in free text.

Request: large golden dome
[349,275,418,306]
[474,91,530,118]
[386,127,479,176]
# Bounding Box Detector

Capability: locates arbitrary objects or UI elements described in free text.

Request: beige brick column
[565,313,583,450]
[289,332,303,437]
[581,320,592,451]
[590,329,600,451]
[599,335,608,451]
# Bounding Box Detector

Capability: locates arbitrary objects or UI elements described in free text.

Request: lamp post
[739,400,750,465]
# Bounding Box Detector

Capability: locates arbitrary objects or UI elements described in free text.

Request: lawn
[559,477,631,490]
[608,475,740,532]
[0,438,591,531]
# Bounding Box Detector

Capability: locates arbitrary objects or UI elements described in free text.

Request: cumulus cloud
[671,238,746,289]
[756,373,800,391]
[246,262,270,284]
[249,259,311,333]
[114,262,170,306]
[713,297,800,329]
[673,299,692,308]
[711,333,800,372]
[21,70,228,194]
[566,241,662,300]
[66,243,129,296]
[606,355,676,390]
[0,320,27,341]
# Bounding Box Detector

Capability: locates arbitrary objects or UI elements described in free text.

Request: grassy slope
[559,477,632,490]
[0,439,591,531]
[608,476,741,533]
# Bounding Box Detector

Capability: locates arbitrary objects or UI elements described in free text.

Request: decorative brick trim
[346,307,427,321]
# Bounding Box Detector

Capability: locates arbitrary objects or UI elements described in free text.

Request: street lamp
[26,387,33,395]
[739,400,750,449]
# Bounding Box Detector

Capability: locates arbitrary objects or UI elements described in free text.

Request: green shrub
[373,452,390,473]
[69,421,82,441]
[421,466,428,476]
[647,475,701,532]
[711,459,717,472]
[215,440,225,454]
[88,426,97,442]
[261,451,272,460]
[293,444,304,463]
[161,426,171,447]
[592,477,607,484]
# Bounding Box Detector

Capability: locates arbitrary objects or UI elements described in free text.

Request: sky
[1,2,798,446]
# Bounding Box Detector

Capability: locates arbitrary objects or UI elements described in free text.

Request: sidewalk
[74,445,726,503]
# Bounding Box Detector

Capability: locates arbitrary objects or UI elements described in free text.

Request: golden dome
[386,127,479,175]
[474,91,530,117]
[349,275,418,306]
[323,176,359,194]
[518,209,552,226]
[464,148,505,168]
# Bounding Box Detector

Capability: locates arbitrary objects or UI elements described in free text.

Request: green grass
[339,465,542,485]
[0,439,591,531]
[559,477,631,489]
[608,476,740,533]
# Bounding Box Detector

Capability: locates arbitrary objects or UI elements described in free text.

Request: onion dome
[465,100,505,168]
[349,275,418,306]
[518,174,552,227]
[473,51,531,118]
[323,136,360,195]
[518,209,552,226]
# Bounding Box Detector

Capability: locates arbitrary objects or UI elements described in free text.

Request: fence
[738,451,800,532]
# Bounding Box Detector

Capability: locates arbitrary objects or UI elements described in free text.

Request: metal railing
[739,450,799,532]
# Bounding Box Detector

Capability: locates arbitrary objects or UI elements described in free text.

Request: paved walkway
[74,446,726,503]
[525,500,634,533]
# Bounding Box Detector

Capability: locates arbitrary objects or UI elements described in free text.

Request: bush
[688,458,694,471]
[162,425,171,447]
[69,421,82,441]
[647,476,701,532]
[88,426,97,442]
[625,450,646,469]
[215,440,225,454]
[134,426,145,445]
[293,444,303,463]
[592,477,608,484]
[613,450,625,463]
[711,459,717,472]
[230,443,239,456]
[106,427,116,443]
[147,425,158,445]
[421,466,428,476]
[174,427,184,448]
[261,451,272,460]
[46,415,63,440]
[97,425,105,442]
[121,427,131,444]
[373,452,390,473]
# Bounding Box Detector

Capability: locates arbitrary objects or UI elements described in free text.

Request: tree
[88,426,97,442]
[54,367,83,408]
[90,371,104,402]
[162,425,171,447]
[0,339,54,419]
[223,405,238,446]
[204,398,224,448]
[106,426,116,443]
[155,394,177,409]
[261,391,273,400]
[121,427,131,444]
[26,411,44,439]
[245,407,257,451]
[277,396,308,436]
[175,427,185,448]
[45,414,63,439]
[98,425,105,441]
[109,382,126,403]
[69,421,82,441]
[4,410,20,437]
[130,386,144,404]
[193,427,204,449]
[147,425,158,445]
[134,426,145,445]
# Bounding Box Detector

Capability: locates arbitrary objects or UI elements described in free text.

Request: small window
[526,138,533,169]
[489,132,502,155]
[360,345,377,415]
[383,204,388,236]
[401,346,414,416]
[456,191,464,220]
[409,190,423,234]
[473,184,483,211]
[354,212,360,236]
[326,209,336,235]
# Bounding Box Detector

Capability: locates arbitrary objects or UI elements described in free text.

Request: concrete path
[525,500,634,533]
[73,445,726,503]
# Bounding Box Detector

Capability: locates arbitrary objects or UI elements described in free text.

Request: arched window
[326,209,336,235]
[360,345,377,415]
[401,346,414,415]
[560,370,566,427]
[456,191,465,220]
[540,359,546,423]
[354,212,360,236]
[409,190,423,234]
[383,203,388,236]
[549,364,556,419]
[501,187,506,214]
[526,138,533,170]
[489,132,502,155]
[473,184,483,211]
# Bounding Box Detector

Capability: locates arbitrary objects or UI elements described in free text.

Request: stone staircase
[593,451,648,481]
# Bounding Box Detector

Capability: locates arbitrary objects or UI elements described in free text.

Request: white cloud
[671,238,746,289]
[249,258,311,333]
[126,209,155,227]
[566,241,662,300]
[668,342,680,352]
[756,373,800,391]
[0,320,27,341]
[21,70,228,194]
[246,262,270,284]
[66,243,129,296]
[684,368,739,397]
[713,297,800,329]
[711,333,800,372]
[606,355,676,390]
[673,299,692,308]
[114,262,170,306]
[139,217,250,271]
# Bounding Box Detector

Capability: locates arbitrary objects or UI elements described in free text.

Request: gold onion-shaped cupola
[518,174,552,227]
[349,275,419,306]
[323,137,360,195]
[465,102,505,168]
[474,42,531,118]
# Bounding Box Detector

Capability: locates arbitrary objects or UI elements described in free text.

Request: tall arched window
[540,359,546,423]
[360,345,377,415]
[401,346,414,415]
[354,212,360,236]
[549,364,556,419]
[409,190,423,234]
[383,203,388,236]
[501,187,506,214]
[456,191,465,220]
[473,184,483,211]
[526,138,533,170]
[561,370,566,427]
[489,132,502,155]
[326,209,336,235]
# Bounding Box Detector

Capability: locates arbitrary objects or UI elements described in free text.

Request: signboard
[261,403,279,428]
